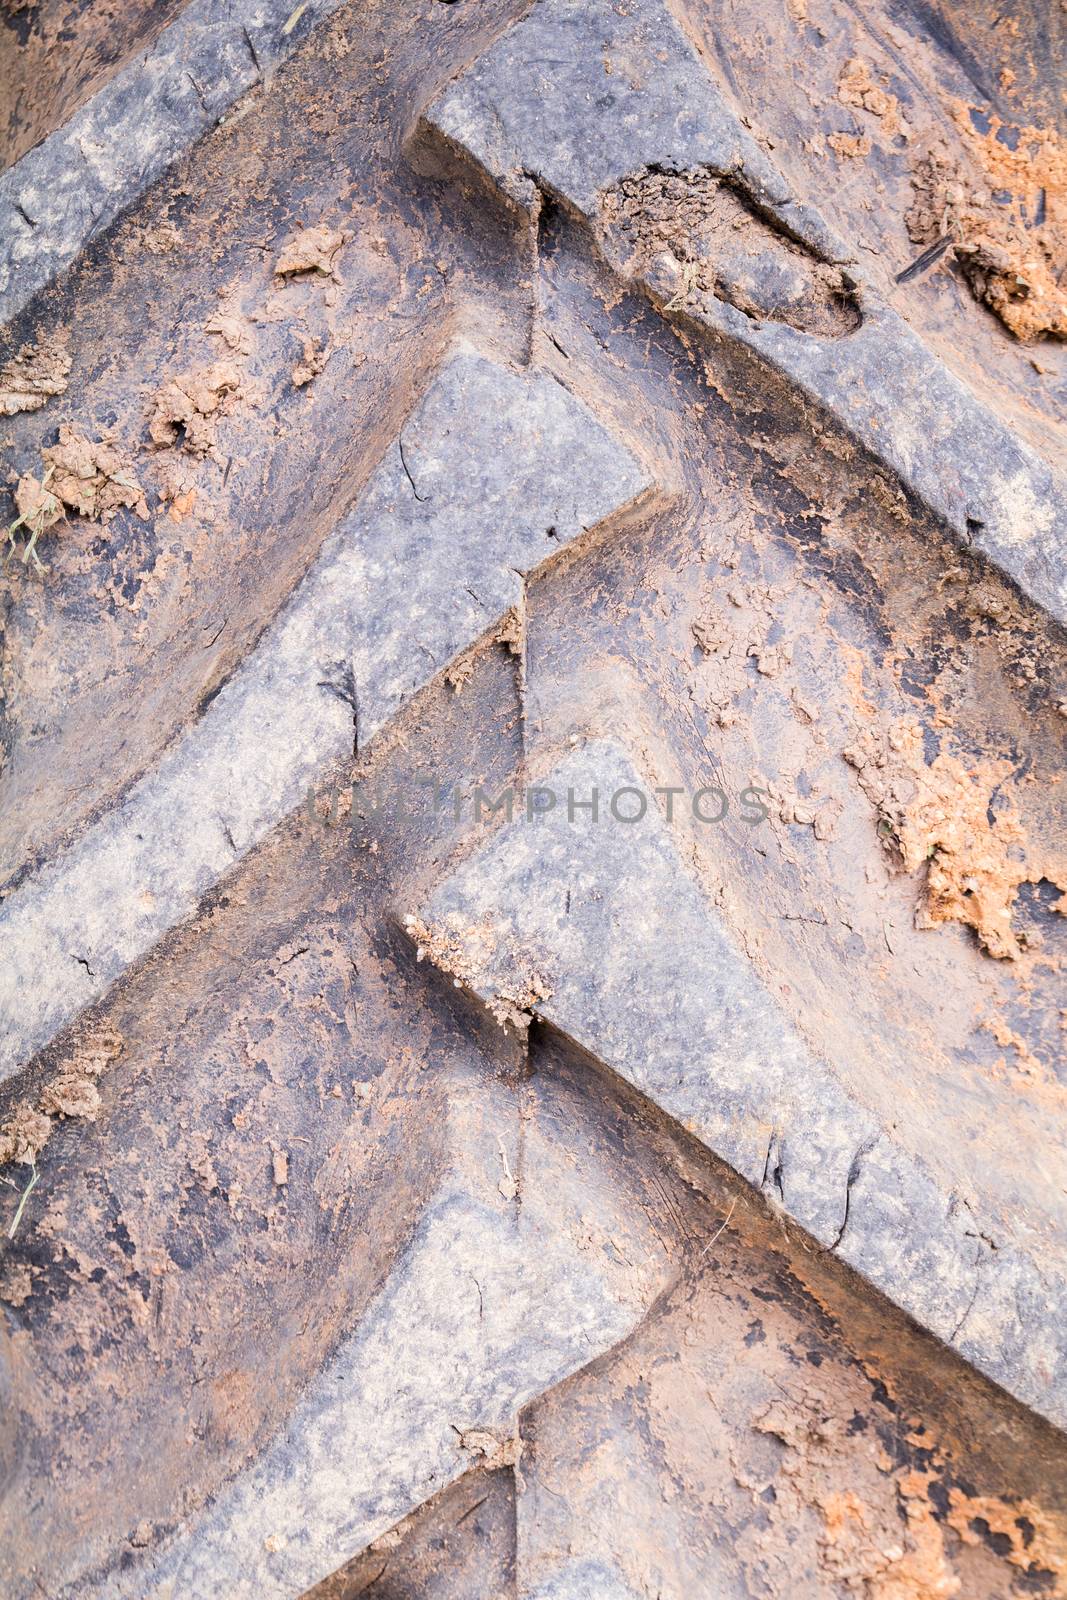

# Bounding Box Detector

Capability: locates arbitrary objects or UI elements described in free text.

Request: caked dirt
[843,718,1066,961]
[600,166,861,337]
[679,0,1065,461]
[0,1022,123,1173]
[0,331,71,416]
[906,110,1067,343]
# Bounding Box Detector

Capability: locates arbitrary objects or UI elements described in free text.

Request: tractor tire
[0,0,1065,1596]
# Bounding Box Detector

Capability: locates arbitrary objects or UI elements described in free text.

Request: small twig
[895,234,954,286]
[699,1196,737,1260]
[398,434,427,501]
[5,465,59,572]
[456,1494,489,1526]
[242,25,264,79]
[7,1163,39,1240]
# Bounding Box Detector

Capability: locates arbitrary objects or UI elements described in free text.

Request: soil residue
[8,427,147,567]
[0,332,72,416]
[828,131,872,160]
[38,426,147,520]
[7,469,63,567]
[274,224,345,282]
[292,333,328,387]
[0,1102,51,1168]
[403,912,551,1034]
[945,1486,1065,1578]
[756,1396,961,1597]
[205,310,253,356]
[0,1026,123,1171]
[758,1385,1067,1595]
[907,109,1067,342]
[148,362,241,455]
[600,166,860,338]
[844,719,1064,959]
[837,56,904,138]
[689,576,795,729]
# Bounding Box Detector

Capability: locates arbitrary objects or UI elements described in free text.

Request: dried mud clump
[148,361,241,455]
[0,331,72,416]
[0,1026,123,1171]
[205,310,252,355]
[40,426,147,520]
[292,333,327,387]
[7,469,63,567]
[403,912,551,1034]
[8,427,146,567]
[0,1104,52,1168]
[828,131,871,160]
[274,224,345,281]
[844,720,1064,959]
[837,56,904,136]
[907,113,1067,342]
[600,166,860,338]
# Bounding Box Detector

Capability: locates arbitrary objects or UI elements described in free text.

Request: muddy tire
[1,1,1065,1596]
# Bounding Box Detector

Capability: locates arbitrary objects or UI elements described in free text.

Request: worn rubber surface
[0,1,1065,1596]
